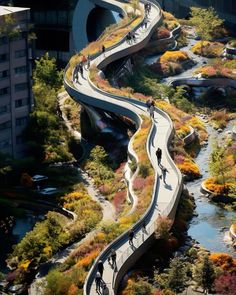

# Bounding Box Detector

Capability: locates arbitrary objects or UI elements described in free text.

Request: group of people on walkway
[73,54,91,83]
[95,249,117,293]
[144,2,151,16]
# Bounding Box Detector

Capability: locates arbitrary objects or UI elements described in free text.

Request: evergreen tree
[192,255,216,294]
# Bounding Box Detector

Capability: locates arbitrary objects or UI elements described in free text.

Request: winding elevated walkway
[64,1,183,294]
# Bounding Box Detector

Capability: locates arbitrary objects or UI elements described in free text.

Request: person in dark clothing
[79,62,83,78]
[102,45,106,55]
[156,148,162,166]
[149,104,155,119]
[110,249,117,268]
[98,260,104,277]
[129,229,135,246]
[95,271,102,292]
[142,220,146,232]
[146,99,151,111]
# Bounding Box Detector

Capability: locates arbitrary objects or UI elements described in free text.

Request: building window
[0,53,8,63]
[15,98,28,108]
[15,83,27,92]
[15,49,26,58]
[0,138,11,149]
[15,66,27,75]
[0,70,9,79]
[0,87,10,96]
[0,36,8,45]
[0,121,11,131]
[0,104,10,115]
[16,116,28,127]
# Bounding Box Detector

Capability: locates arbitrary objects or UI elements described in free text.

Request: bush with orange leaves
[177,158,201,178]
[209,253,236,273]
[76,249,100,270]
[203,178,232,195]
[160,51,189,63]
[67,283,79,295]
[191,41,224,57]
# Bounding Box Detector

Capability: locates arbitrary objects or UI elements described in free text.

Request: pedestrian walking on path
[79,62,83,78]
[128,229,135,246]
[156,148,162,166]
[109,248,117,268]
[161,166,169,184]
[98,260,104,277]
[102,45,106,56]
[87,54,91,69]
[149,104,155,119]
[142,220,147,233]
[146,98,151,112]
[95,271,102,292]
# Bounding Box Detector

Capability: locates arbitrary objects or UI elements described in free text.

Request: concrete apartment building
[0,6,32,158]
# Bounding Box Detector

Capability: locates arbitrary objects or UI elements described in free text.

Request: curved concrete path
[64,1,183,294]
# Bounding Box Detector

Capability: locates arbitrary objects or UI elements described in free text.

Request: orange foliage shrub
[160,51,189,63]
[177,159,201,178]
[76,249,100,269]
[68,283,79,295]
[203,178,232,195]
[210,253,236,273]
[191,41,224,57]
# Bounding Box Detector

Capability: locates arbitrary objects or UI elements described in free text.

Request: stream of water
[186,120,235,257]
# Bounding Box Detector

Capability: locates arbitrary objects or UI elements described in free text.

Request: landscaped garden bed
[202,139,236,207]
[191,41,224,58]
[149,50,195,77]
[195,59,236,79]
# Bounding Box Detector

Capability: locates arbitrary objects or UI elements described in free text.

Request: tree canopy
[189,7,223,41]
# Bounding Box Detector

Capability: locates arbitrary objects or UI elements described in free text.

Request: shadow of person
[164,183,172,190]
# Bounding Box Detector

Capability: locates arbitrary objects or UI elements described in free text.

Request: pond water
[186,120,236,257]
[0,197,45,273]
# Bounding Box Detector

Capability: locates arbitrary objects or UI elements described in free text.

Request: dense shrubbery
[210,109,233,129]
[191,41,224,57]
[24,53,74,164]
[7,186,102,281]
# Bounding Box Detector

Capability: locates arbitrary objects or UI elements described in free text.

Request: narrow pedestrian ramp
[64,1,183,294]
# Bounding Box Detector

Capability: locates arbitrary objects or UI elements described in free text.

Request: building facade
[0,6,32,158]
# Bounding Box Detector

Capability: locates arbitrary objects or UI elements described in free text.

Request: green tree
[33,52,62,89]
[192,255,216,294]
[0,14,21,39]
[189,7,223,54]
[209,141,230,192]
[125,277,153,295]
[154,257,188,293]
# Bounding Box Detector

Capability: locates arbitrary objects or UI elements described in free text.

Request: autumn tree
[155,216,172,240]
[189,7,223,54]
[214,273,236,295]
